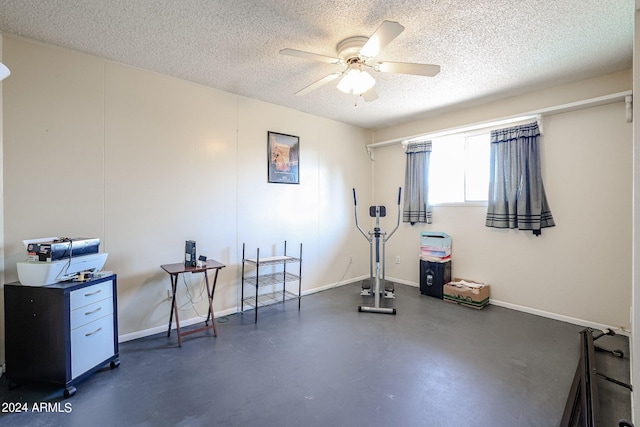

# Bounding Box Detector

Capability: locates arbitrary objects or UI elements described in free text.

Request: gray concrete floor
[0,282,632,426]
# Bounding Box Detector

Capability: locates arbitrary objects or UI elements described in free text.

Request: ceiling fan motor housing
[336,36,369,61]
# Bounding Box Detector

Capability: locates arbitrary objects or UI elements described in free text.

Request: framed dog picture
[268,131,299,184]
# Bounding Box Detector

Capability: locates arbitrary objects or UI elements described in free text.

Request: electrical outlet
[395,256,400,264]
[167,289,172,301]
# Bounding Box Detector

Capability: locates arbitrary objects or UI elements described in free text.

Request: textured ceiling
[0,0,634,130]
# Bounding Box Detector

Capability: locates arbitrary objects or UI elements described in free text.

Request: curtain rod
[368,90,632,150]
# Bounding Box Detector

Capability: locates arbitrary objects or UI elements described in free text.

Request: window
[428,132,490,204]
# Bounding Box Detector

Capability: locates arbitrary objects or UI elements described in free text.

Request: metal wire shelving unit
[241,242,302,323]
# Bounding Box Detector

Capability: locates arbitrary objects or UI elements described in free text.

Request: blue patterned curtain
[403,142,432,225]
[485,122,555,235]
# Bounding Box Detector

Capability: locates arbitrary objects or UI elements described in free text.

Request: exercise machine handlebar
[385,187,402,242]
[353,188,369,241]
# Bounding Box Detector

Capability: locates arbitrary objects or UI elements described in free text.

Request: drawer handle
[85,327,103,337]
[85,306,102,316]
[84,289,102,297]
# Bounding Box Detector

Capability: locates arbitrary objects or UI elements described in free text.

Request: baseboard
[300,275,369,296]
[489,299,630,337]
[385,277,629,336]
[118,276,369,343]
[388,277,419,288]
[118,306,238,343]
[118,276,629,342]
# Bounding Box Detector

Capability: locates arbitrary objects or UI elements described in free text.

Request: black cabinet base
[7,355,120,398]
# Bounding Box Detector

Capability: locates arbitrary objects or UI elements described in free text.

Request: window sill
[432,201,488,207]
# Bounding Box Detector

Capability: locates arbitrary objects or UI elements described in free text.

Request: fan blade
[295,72,342,96]
[280,48,342,64]
[361,88,378,102]
[360,21,405,59]
[375,62,441,77]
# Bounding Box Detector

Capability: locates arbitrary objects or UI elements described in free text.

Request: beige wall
[1,36,373,342]
[373,73,633,330]
[373,69,631,144]
[0,36,5,374]
[0,34,633,354]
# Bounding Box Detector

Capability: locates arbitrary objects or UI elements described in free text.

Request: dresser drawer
[70,280,113,309]
[70,297,114,330]
[70,314,115,379]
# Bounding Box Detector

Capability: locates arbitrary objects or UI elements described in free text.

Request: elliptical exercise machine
[353,187,402,315]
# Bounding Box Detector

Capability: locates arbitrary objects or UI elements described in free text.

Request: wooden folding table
[161,260,225,347]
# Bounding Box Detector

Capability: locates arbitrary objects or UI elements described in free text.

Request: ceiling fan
[280,20,440,102]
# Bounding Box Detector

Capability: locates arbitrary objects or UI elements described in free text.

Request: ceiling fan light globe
[336,69,358,93]
[353,71,375,94]
[337,69,375,95]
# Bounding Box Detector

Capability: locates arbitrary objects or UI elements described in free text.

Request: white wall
[1,36,373,343]
[631,5,640,420]
[373,73,633,330]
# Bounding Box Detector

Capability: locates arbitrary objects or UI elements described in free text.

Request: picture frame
[268,131,300,184]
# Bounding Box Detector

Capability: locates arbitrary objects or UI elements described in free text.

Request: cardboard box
[443,278,490,309]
